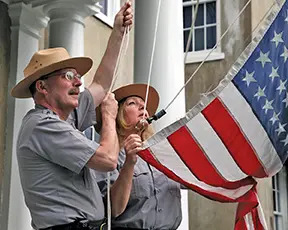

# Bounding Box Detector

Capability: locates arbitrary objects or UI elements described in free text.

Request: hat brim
[11,57,93,98]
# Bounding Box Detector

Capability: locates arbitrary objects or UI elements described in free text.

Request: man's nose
[73,77,82,87]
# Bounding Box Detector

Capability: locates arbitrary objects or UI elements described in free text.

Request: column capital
[8,2,48,39]
[26,0,100,20]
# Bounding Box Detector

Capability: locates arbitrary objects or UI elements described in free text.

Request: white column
[134,0,186,130]
[41,0,100,57]
[2,3,48,230]
[134,0,188,229]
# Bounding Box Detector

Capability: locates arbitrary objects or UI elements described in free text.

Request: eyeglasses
[62,71,82,81]
[41,70,82,81]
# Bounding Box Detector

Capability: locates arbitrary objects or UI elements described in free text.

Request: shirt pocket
[130,163,153,199]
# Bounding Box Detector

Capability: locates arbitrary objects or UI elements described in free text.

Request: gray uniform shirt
[17,89,104,229]
[98,149,182,230]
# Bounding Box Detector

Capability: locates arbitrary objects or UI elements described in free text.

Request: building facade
[0,0,287,229]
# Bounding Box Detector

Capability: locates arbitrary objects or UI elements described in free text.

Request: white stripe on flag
[256,193,268,229]
[219,82,282,176]
[149,138,254,199]
[186,113,248,181]
[244,212,255,230]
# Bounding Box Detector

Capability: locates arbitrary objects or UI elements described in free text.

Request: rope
[107,172,111,230]
[142,0,162,120]
[106,3,131,230]
[109,26,130,92]
[164,0,252,111]
[144,0,200,124]
[107,27,129,230]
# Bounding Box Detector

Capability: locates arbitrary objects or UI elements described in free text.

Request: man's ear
[35,80,47,93]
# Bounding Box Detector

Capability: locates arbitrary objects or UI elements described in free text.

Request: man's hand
[123,134,142,166]
[101,93,118,120]
[114,1,133,35]
[88,93,119,171]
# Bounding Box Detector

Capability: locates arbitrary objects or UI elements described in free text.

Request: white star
[270,112,280,125]
[242,71,257,86]
[280,46,288,62]
[269,67,280,82]
[254,86,266,100]
[262,99,274,114]
[276,123,287,136]
[256,51,271,68]
[277,79,287,94]
[285,10,288,22]
[282,93,288,108]
[271,31,284,47]
[281,134,288,146]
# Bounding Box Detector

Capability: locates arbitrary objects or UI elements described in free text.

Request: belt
[112,228,148,230]
[41,219,106,230]
[112,228,175,230]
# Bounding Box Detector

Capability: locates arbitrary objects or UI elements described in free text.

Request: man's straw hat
[95,83,159,132]
[11,47,93,98]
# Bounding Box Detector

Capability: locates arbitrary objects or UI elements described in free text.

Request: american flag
[138,1,288,229]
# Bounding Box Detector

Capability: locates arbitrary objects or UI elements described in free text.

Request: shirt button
[157,208,163,212]
[155,188,161,194]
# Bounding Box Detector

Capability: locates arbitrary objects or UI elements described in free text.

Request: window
[272,166,288,230]
[99,0,108,15]
[95,0,120,27]
[183,0,224,63]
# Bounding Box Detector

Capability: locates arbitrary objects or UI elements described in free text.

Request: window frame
[183,0,224,64]
[95,0,120,27]
[272,166,288,230]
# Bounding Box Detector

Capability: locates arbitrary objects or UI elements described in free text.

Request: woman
[97,83,182,230]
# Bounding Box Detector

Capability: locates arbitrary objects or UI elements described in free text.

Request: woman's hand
[135,118,149,133]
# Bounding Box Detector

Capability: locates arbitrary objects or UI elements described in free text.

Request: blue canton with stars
[233,1,288,163]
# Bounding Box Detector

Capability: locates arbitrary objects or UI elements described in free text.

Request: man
[10,2,133,230]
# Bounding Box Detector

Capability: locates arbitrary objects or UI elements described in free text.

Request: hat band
[118,95,145,104]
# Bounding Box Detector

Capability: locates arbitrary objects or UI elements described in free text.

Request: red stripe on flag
[202,98,268,178]
[236,187,258,220]
[234,219,248,230]
[167,126,255,189]
[252,208,265,230]
[235,187,263,230]
[139,148,261,230]
[138,148,235,202]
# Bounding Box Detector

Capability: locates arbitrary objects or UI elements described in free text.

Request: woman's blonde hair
[116,99,154,145]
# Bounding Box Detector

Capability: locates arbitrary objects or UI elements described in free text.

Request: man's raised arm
[88,1,133,106]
